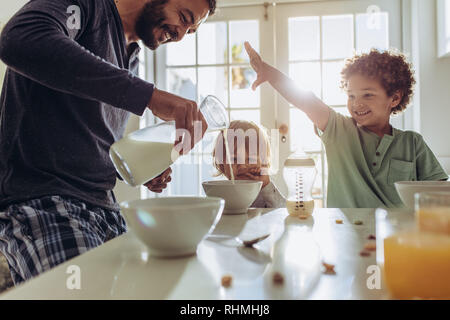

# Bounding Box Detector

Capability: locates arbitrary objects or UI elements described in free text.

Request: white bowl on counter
[120,197,225,258]
[394,181,450,208]
[202,180,263,214]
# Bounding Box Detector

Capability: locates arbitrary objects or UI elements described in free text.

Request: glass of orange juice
[415,192,450,235]
[376,207,450,299]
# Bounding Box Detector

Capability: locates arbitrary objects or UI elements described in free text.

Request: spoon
[207,234,270,247]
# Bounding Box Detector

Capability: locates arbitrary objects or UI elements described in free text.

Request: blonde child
[212,120,285,208]
[245,42,448,208]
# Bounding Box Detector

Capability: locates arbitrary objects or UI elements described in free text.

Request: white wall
[0,1,28,22]
[411,0,450,173]
[0,1,29,87]
[0,1,29,89]
[218,0,341,7]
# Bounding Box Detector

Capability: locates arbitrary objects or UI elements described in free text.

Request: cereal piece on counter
[364,242,377,251]
[335,219,343,224]
[353,220,363,225]
[322,262,336,275]
[367,234,376,240]
[359,250,371,257]
[221,275,233,288]
[272,272,284,285]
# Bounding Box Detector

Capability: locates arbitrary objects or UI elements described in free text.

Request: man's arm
[0,0,152,116]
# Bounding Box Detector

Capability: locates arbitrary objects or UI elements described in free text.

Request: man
[0,0,215,285]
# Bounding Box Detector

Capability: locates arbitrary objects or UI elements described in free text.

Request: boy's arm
[245,42,330,132]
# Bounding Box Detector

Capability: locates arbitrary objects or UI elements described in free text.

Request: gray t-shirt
[0,0,154,210]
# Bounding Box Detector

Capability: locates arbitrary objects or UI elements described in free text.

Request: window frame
[148,6,274,198]
[437,0,450,58]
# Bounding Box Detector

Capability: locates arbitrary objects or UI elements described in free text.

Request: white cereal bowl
[394,181,450,208]
[202,180,263,214]
[120,197,224,258]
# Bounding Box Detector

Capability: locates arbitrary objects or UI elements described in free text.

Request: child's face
[346,74,400,132]
[215,135,267,181]
[222,143,262,180]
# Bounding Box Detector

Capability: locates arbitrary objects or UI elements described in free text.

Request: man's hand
[244,41,269,91]
[144,168,172,193]
[147,89,208,154]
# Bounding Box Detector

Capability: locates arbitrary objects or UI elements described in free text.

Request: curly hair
[340,49,416,114]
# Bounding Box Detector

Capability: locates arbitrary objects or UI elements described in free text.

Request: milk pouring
[110,95,229,187]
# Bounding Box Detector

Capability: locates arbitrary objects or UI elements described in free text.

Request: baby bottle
[110,95,229,187]
[283,157,317,218]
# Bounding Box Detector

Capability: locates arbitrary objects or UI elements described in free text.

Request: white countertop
[0,208,405,300]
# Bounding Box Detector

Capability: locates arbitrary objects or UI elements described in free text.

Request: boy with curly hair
[245,42,448,208]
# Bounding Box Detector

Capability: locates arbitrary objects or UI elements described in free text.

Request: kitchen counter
[0,207,409,300]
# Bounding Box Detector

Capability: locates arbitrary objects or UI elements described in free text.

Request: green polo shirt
[316,108,448,208]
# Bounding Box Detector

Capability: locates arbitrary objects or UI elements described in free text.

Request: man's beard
[135,0,170,50]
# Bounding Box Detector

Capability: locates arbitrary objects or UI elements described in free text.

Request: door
[153,5,276,197]
[274,0,402,206]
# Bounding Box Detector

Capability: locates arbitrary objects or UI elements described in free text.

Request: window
[438,0,450,58]
[286,12,389,205]
[151,19,260,197]
[140,1,401,204]
[276,0,398,206]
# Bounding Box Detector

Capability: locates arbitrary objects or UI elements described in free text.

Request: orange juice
[416,208,450,235]
[384,231,450,299]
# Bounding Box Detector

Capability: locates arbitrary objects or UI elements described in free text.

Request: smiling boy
[245,43,448,208]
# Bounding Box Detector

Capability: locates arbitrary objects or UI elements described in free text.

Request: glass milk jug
[110,95,229,187]
[283,157,317,218]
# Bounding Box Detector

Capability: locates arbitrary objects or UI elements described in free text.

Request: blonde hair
[212,120,271,176]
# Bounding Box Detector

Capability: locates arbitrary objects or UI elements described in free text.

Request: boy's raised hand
[245,43,330,132]
[244,41,267,91]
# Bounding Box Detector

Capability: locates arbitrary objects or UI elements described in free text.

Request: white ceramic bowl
[202,180,263,214]
[394,181,450,208]
[120,197,224,258]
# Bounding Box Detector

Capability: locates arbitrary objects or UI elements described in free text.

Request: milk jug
[110,95,229,187]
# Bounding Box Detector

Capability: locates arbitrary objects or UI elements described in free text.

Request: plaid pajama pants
[0,195,127,285]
